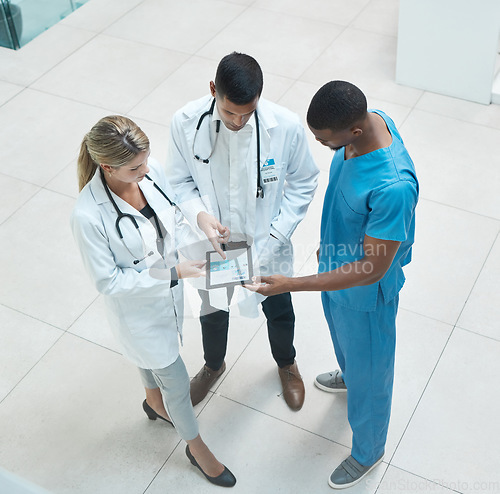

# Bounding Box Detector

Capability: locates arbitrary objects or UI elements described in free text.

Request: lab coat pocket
[257,234,279,263]
[116,297,171,334]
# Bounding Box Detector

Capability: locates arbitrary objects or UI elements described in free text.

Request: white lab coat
[167,95,319,311]
[71,158,200,369]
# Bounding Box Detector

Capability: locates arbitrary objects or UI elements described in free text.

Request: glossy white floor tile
[254,0,370,26]
[32,35,189,114]
[43,160,79,199]
[351,0,400,37]
[67,295,120,353]
[0,24,95,86]
[415,91,500,131]
[217,291,354,448]
[0,333,175,494]
[399,199,499,325]
[0,89,106,186]
[147,394,389,494]
[377,466,457,493]
[385,310,453,458]
[1,0,498,493]
[457,232,500,341]
[0,173,40,224]
[400,109,500,219]
[392,328,500,493]
[0,305,63,402]
[302,27,423,107]
[0,80,23,105]
[0,189,96,329]
[129,56,218,126]
[198,7,343,80]
[103,0,245,54]
[60,0,143,33]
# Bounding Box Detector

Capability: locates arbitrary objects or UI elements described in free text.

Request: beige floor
[1,1,500,493]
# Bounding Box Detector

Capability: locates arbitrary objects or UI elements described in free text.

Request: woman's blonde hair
[77,115,150,191]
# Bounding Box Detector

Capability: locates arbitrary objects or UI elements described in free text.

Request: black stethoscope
[100,169,176,264]
[192,98,264,199]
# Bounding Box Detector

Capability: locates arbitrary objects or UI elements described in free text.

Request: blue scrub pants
[321,288,398,466]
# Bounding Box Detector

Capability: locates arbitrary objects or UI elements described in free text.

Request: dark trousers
[199,290,296,370]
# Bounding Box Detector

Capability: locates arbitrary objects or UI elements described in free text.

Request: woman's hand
[197,211,230,259]
[175,260,207,279]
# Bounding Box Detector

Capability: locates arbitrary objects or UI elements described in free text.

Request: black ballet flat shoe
[142,400,174,427]
[185,445,236,487]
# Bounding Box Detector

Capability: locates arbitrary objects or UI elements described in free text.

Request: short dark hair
[214,52,263,105]
[307,81,367,131]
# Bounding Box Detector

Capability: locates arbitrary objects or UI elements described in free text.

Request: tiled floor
[1,1,499,493]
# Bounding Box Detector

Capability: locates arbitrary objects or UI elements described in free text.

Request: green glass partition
[0,0,90,50]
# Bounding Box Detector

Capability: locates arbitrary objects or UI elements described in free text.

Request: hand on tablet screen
[197,211,229,259]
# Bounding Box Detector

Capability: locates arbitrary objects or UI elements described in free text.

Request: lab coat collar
[88,166,159,218]
[254,98,278,132]
[89,167,112,206]
[180,94,278,132]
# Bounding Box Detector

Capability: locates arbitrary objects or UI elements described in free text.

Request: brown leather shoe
[278,360,305,411]
[190,362,226,406]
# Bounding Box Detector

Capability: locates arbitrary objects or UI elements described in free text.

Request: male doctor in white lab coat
[166,52,319,411]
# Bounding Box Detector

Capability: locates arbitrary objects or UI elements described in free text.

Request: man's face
[308,125,356,151]
[215,94,259,132]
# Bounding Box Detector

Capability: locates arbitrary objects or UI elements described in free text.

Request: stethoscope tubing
[192,98,263,198]
[100,169,175,263]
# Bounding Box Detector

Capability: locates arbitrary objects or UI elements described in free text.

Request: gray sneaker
[314,370,347,393]
[328,455,384,489]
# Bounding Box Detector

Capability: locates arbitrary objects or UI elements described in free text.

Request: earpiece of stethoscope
[133,251,154,265]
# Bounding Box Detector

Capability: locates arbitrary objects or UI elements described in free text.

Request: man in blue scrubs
[247,81,418,489]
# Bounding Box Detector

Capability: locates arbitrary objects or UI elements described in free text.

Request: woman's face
[104,150,150,184]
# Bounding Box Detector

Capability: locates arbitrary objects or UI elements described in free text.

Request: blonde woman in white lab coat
[71,115,236,488]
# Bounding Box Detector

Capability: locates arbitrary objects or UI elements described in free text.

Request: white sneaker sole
[328,455,384,489]
[314,377,347,393]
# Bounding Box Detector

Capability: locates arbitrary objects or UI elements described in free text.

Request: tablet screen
[206,246,253,289]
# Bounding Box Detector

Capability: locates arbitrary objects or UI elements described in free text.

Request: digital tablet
[206,243,253,289]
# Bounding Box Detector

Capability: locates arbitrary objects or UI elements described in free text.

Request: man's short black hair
[214,52,263,105]
[307,81,367,131]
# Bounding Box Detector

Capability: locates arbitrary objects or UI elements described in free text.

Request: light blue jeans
[322,288,398,466]
[138,355,199,441]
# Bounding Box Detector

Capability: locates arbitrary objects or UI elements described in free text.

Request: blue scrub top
[319,110,419,311]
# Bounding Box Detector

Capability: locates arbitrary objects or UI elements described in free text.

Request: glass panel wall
[0,0,90,50]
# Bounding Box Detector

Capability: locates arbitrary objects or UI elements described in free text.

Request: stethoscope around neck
[192,98,264,199]
[100,168,176,265]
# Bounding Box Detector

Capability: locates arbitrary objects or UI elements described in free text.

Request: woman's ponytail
[77,116,150,193]
[77,136,98,192]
